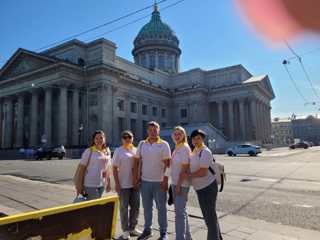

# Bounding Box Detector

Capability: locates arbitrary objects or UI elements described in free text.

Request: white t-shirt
[171,143,191,187]
[136,139,171,182]
[80,147,111,187]
[189,147,215,191]
[112,146,137,189]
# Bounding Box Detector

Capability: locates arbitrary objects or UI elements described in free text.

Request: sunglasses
[122,135,132,139]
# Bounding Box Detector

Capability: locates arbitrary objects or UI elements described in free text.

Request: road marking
[272,201,281,205]
[293,204,313,208]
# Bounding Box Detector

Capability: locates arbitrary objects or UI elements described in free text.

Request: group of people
[75,121,222,240]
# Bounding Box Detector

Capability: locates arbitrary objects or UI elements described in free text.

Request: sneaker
[158,233,168,240]
[137,230,153,240]
[130,228,142,237]
[122,231,130,239]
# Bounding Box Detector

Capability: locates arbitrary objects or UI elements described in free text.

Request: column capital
[227,98,235,104]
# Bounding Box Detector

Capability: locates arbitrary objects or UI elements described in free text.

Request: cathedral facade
[0,5,274,149]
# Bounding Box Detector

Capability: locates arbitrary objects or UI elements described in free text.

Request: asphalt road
[0,147,319,231]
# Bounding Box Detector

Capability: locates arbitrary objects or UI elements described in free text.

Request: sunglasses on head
[122,135,132,139]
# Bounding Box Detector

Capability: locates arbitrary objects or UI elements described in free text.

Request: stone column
[267,105,272,142]
[125,95,130,130]
[58,86,68,145]
[239,99,246,141]
[256,101,261,142]
[72,88,80,146]
[101,85,113,144]
[44,88,52,145]
[249,98,257,140]
[228,100,234,141]
[0,98,3,148]
[137,97,143,140]
[258,101,264,143]
[263,104,267,142]
[3,98,13,148]
[15,94,25,148]
[218,101,224,131]
[265,104,271,142]
[263,103,267,143]
[30,91,39,147]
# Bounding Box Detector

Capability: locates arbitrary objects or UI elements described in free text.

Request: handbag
[167,185,174,205]
[198,150,226,192]
[73,149,93,195]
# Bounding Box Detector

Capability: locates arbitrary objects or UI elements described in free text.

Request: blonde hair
[172,126,188,144]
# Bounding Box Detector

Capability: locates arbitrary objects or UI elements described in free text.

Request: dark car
[34,145,66,160]
[289,142,309,149]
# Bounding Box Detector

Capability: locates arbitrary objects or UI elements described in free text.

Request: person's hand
[115,183,121,195]
[133,178,140,190]
[105,184,111,193]
[160,177,168,192]
[132,155,142,161]
[175,185,182,196]
[180,172,190,180]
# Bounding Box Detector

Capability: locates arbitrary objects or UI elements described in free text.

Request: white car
[225,144,262,157]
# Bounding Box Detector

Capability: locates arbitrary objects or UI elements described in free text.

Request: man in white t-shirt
[135,121,171,240]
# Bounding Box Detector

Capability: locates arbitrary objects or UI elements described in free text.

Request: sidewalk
[1,175,320,240]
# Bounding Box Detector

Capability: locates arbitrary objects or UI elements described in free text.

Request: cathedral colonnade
[210,97,271,143]
[0,85,84,149]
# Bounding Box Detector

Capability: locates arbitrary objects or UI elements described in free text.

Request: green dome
[133,5,179,47]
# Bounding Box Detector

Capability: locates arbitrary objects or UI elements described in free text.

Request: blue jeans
[172,185,192,240]
[140,180,167,234]
[84,186,104,200]
[196,181,221,240]
[119,188,140,232]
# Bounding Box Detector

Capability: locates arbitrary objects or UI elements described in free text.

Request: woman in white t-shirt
[171,126,192,240]
[112,130,141,240]
[182,129,221,240]
[77,130,111,200]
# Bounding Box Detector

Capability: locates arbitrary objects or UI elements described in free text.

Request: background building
[291,114,320,145]
[272,117,294,146]
[0,5,275,149]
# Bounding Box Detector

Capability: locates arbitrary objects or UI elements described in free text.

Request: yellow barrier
[0,195,119,240]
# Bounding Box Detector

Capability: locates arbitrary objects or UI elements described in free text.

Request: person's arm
[161,142,172,192]
[190,167,208,178]
[75,165,87,195]
[132,151,140,189]
[111,149,120,194]
[190,149,212,178]
[76,149,90,195]
[175,163,189,195]
[132,142,143,187]
[176,146,191,195]
[113,166,121,194]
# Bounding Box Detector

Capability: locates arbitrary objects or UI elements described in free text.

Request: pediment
[0,49,57,81]
[261,76,275,99]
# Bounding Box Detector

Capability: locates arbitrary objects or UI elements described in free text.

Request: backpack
[199,150,226,192]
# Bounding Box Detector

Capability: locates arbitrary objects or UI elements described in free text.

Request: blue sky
[1,0,320,118]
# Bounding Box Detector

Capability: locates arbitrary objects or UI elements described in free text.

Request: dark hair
[121,130,134,138]
[190,129,206,139]
[90,130,107,148]
[147,121,160,129]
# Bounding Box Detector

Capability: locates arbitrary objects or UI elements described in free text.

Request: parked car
[289,142,309,149]
[308,142,314,147]
[34,144,66,160]
[226,144,262,156]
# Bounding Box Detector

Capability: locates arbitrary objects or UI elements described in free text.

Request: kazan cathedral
[0,4,274,151]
